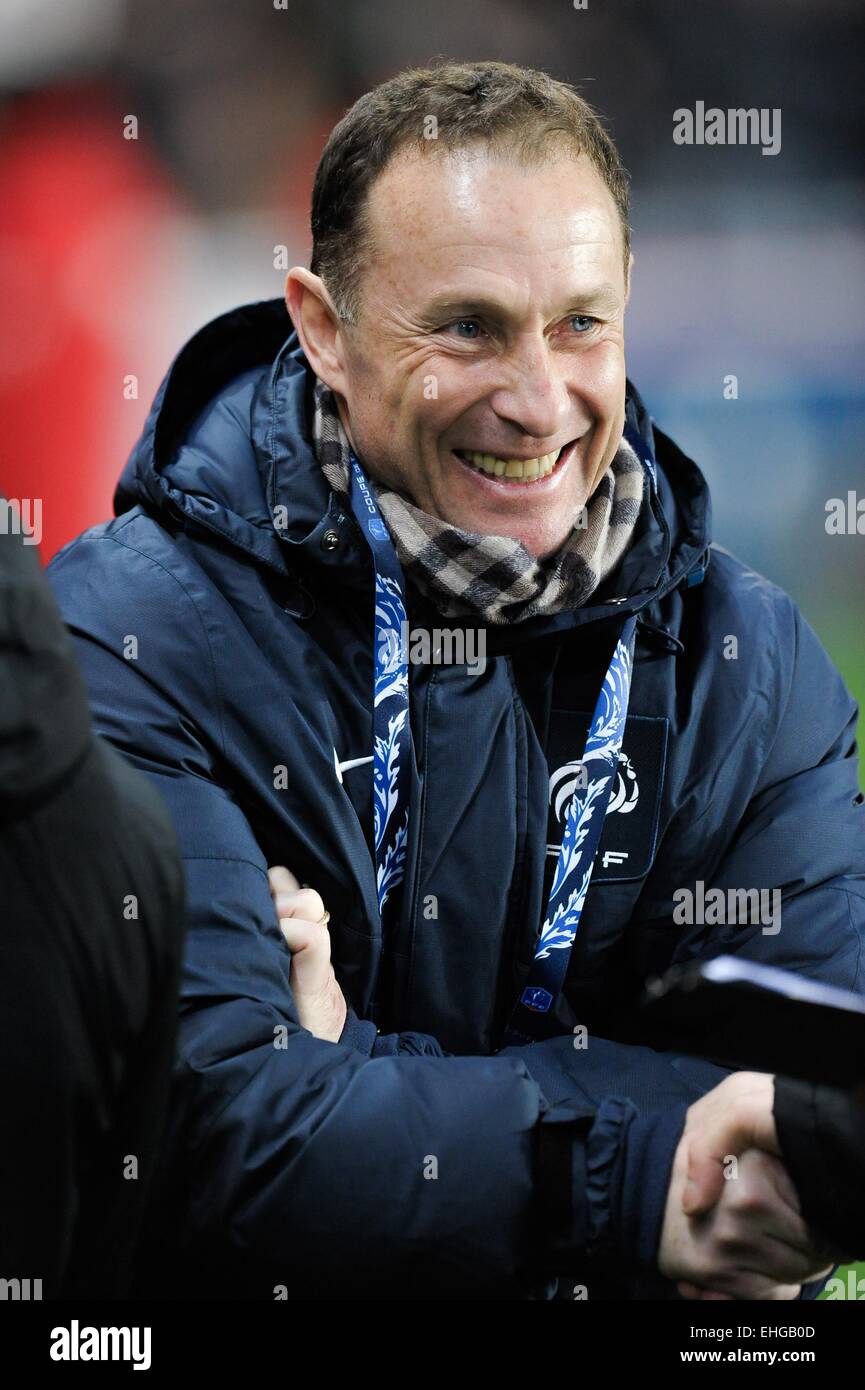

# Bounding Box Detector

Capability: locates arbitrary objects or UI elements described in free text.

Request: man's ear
[284,268,349,394]
[624,252,634,308]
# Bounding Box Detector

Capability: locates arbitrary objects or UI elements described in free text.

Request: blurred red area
[0,84,179,561]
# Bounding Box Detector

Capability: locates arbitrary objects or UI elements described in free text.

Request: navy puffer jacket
[49,300,865,1299]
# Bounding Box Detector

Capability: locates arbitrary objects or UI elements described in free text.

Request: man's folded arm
[47,536,684,1296]
[166,848,688,1296]
[103,730,684,1297]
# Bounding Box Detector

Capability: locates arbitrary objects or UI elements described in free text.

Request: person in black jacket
[0,509,186,1299]
[774,1076,865,1259]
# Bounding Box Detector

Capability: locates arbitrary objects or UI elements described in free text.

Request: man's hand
[268,865,347,1043]
[659,1137,834,1300]
[681,1071,780,1217]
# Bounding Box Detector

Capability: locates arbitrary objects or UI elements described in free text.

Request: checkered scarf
[311,378,645,625]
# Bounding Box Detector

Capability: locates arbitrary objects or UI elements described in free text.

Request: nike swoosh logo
[333,748,374,784]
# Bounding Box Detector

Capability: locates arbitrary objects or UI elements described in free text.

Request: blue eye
[450,319,482,338]
[570,315,597,334]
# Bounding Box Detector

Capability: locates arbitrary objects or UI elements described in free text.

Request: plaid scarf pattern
[310,377,645,625]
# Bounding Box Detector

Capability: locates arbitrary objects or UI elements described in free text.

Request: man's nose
[488,341,573,443]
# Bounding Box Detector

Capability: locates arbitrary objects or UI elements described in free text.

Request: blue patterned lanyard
[349,455,412,922]
[347,423,653,1039]
[501,612,636,1047]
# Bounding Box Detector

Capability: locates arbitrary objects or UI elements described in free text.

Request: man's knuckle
[295,888,325,919]
[729,1182,765,1216]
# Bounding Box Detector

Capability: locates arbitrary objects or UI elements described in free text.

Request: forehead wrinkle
[390,235,619,283]
[370,158,620,248]
[375,224,621,296]
[386,207,617,249]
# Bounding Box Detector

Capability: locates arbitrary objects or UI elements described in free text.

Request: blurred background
[0,0,862,1298]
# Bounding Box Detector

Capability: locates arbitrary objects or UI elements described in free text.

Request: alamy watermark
[673,880,781,935]
[0,1276,42,1300]
[0,497,42,546]
[50,1321,151,1370]
[825,491,865,535]
[673,103,781,157]
[378,620,487,675]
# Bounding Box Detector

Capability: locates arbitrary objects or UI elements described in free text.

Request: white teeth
[457,448,561,481]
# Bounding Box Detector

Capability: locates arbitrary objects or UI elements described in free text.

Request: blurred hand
[268,865,347,1043]
[660,1139,834,1299]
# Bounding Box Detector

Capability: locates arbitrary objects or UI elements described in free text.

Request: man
[48,60,864,1300]
[0,508,185,1298]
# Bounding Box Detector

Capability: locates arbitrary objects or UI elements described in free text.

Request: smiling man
[293,140,632,564]
[48,60,864,1301]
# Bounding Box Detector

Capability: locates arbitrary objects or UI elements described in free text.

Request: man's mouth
[452,442,571,484]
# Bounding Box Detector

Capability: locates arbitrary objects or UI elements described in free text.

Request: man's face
[325,144,630,559]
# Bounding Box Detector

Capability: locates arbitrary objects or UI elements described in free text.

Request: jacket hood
[115,298,712,632]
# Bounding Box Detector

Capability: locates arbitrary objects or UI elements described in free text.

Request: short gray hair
[310,58,631,324]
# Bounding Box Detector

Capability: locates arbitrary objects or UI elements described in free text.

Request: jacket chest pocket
[544,709,669,889]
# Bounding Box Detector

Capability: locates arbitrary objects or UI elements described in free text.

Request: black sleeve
[773,1074,865,1258]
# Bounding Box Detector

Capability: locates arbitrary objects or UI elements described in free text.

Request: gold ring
[318,910,331,928]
